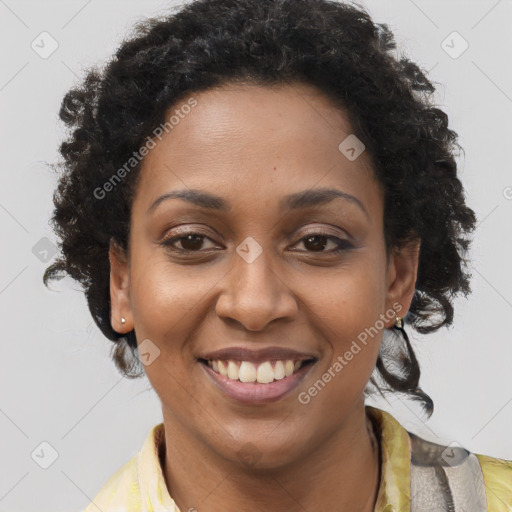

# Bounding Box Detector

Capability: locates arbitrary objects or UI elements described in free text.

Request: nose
[215,244,298,331]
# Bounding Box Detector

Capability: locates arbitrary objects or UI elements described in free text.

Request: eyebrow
[146,187,369,218]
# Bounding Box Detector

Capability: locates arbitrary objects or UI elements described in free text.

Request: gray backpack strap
[408,431,487,512]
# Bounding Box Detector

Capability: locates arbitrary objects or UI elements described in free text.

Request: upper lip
[197,346,318,364]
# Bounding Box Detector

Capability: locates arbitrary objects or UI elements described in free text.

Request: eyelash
[159,230,352,255]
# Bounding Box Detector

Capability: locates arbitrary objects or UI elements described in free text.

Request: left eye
[294,233,351,253]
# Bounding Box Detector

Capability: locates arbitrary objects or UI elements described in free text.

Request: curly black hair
[43,0,477,418]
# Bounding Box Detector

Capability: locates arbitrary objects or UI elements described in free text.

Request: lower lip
[199,361,316,404]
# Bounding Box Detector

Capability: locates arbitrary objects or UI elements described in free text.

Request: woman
[44,0,512,510]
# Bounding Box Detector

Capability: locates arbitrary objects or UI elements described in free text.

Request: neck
[163,402,380,512]
[161,401,380,512]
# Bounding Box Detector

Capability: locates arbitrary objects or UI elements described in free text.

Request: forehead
[132,82,382,221]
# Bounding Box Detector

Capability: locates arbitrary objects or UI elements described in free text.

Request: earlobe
[385,239,421,326]
[109,240,132,333]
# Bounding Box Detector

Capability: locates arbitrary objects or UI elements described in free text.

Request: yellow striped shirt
[81,405,512,511]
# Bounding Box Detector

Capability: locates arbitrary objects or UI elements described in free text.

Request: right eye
[160,232,219,252]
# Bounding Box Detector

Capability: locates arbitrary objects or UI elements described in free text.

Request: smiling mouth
[198,358,316,384]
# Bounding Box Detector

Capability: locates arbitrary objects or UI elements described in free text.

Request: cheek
[304,253,387,330]
[128,258,207,405]
[301,255,386,375]
[129,254,213,337]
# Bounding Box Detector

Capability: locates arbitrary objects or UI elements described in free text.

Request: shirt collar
[367,404,412,511]
[137,405,411,512]
[137,421,180,511]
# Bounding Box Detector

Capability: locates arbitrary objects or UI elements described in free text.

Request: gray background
[1,0,511,511]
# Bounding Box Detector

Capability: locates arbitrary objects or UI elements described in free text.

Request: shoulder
[78,422,167,512]
[474,452,512,510]
[475,451,512,475]
[407,430,512,511]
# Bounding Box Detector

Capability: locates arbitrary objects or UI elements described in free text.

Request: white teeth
[256,361,274,383]
[227,361,239,380]
[205,358,311,383]
[273,360,285,380]
[218,360,228,377]
[239,361,257,382]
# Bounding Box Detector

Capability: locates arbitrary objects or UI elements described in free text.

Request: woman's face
[110,82,419,468]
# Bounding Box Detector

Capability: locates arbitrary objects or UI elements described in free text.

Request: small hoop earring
[394,312,403,329]
[121,317,126,324]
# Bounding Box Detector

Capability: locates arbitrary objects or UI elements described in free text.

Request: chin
[221,436,305,472]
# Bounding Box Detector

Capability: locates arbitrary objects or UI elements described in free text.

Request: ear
[384,238,421,327]
[109,239,133,334]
